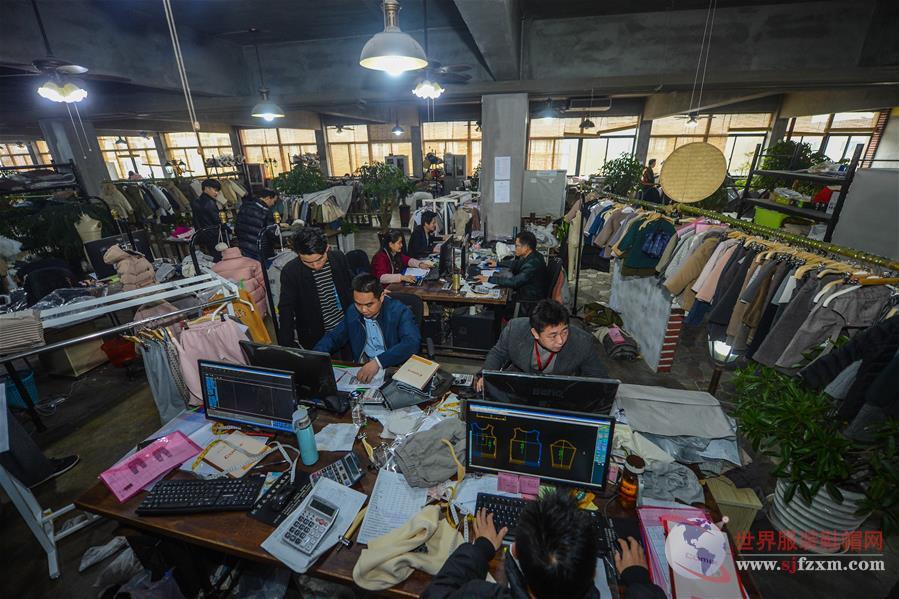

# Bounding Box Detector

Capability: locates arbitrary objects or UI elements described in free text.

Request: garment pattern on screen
[509,428,542,467]
[549,439,576,470]
[471,423,497,459]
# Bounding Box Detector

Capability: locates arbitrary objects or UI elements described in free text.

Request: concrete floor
[2,226,896,598]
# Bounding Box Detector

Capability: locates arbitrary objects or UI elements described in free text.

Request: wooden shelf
[752,169,848,185]
[744,197,831,222]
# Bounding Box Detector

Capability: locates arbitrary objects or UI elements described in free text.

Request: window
[527,117,638,176]
[0,142,34,167]
[648,113,772,175]
[786,111,877,162]
[97,135,165,179]
[164,131,233,177]
[240,128,318,178]
[325,124,414,176]
[34,140,52,165]
[422,121,481,176]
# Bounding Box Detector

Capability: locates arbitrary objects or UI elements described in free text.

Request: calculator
[283,497,340,554]
[310,451,363,487]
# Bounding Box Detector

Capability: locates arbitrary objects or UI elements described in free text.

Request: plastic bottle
[293,406,319,466]
[618,454,645,510]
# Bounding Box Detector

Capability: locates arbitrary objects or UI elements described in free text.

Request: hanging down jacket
[211,247,268,316]
[103,245,155,291]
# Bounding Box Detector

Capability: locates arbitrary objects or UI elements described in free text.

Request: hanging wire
[696,0,718,111]
[162,0,200,130]
[64,103,87,159]
[688,0,715,114]
[72,102,92,153]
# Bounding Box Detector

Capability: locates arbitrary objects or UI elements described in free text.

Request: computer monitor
[239,341,339,407]
[199,360,297,433]
[438,238,454,277]
[482,370,620,414]
[465,399,615,492]
[84,230,153,279]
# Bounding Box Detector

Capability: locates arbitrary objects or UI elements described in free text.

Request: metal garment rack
[1,273,240,430]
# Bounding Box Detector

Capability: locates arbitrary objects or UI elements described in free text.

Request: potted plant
[356,162,413,231]
[272,155,328,197]
[337,219,358,252]
[753,140,828,194]
[733,365,899,549]
[599,154,644,197]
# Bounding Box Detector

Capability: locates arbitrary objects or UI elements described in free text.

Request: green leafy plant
[471,162,481,191]
[599,154,644,196]
[272,156,327,196]
[752,140,828,194]
[733,365,899,533]
[356,162,411,231]
[338,218,358,236]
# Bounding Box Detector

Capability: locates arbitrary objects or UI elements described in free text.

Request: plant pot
[399,204,411,228]
[337,233,355,253]
[768,478,867,553]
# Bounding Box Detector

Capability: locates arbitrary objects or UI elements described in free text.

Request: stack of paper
[357,469,429,545]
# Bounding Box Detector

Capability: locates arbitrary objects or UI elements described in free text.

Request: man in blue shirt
[313,274,421,383]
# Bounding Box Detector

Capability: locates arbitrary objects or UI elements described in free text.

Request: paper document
[494,156,511,180]
[494,180,510,204]
[333,366,385,392]
[314,423,359,452]
[357,469,429,545]
[452,474,519,515]
[99,432,202,502]
[480,269,497,277]
[404,267,429,277]
[261,477,367,573]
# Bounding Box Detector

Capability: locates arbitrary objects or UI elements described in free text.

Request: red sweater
[371,249,411,283]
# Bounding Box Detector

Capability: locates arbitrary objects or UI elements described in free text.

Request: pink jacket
[211,248,268,316]
[103,245,155,291]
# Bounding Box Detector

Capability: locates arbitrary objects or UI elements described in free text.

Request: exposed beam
[780,87,899,117]
[453,0,520,81]
[642,91,778,120]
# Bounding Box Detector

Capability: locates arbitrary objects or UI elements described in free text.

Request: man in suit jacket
[475,299,608,392]
[475,230,549,309]
[314,274,421,383]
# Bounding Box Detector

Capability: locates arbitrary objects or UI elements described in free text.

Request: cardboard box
[706,477,763,534]
[38,322,108,378]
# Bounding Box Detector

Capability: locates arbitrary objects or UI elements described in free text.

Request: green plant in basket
[599,154,644,197]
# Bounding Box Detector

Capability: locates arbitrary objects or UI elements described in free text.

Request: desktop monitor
[465,399,615,492]
[239,341,338,404]
[199,360,297,433]
[438,238,454,277]
[84,230,153,279]
[482,370,620,414]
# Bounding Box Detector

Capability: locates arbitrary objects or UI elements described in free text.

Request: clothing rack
[603,193,899,273]
[0,160,87,198]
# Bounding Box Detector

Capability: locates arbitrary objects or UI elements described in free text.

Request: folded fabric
[352,505,463,591]
[594,325,639,360]
[394,418,465,488]
[641,461,705,505]
[0,309,44,353]
[614,384,734,438]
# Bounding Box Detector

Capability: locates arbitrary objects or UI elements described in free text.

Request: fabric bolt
[139,341,186,424]
[211,247,268,316]
[172,318,249,405]
[776,284,893,369]
[103,245,155,291]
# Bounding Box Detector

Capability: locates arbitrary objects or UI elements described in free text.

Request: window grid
[239,128,318,178]
[0,143,35,167]
[164,131,234,177]
[326,125,415,176]
[97,136,165,179]
[527,117,639,176]
[422,121,482,176]
[786,111,878,162]
[34,140,52,165]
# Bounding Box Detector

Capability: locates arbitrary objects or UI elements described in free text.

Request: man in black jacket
[475,230,549,313]
[277,227,353,350]
[408,210,441,259]
[190,179,223,259]
[422,492,665,599]
[235,188,277,261]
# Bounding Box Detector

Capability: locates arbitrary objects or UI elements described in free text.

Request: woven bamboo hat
[659,142,727,203]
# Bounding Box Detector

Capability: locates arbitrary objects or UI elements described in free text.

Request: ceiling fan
[334,125,355,133]
[673,111,712,129]
[0,0,131,98]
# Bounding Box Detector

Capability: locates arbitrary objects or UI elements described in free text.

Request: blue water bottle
[292,406,319,466]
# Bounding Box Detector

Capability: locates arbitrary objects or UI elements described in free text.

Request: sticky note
[498,472,520,493]
[519,475,540,495]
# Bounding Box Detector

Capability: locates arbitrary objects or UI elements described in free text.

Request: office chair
[345,250,371,276]
[390,292,435,358]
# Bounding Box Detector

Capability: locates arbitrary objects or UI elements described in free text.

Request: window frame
[239,128,318,179]
[526,116,639,176]
[97,135,165,179]
[163,131,234,177]
[421,121,481,176]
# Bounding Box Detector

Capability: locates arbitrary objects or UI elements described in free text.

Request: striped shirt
[313,261,343,331]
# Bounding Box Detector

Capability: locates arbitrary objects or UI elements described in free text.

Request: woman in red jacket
[371,229,434,284]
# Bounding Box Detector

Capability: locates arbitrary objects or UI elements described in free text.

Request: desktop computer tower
[450,307,496,350]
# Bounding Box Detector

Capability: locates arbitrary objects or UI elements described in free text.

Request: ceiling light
[251,88,285,122]
[114,136,127,147]
[539,100,556,120]
[412,79,444,99]
[16,142,25,149]
[360,0,428,76]
[392,124,404,136]
[685,112,700,128]
[579,118,595,130]
[37,80,87,103]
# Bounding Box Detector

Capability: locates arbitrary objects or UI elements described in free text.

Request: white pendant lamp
[412,79,444,100]
[37,80,87,103]
[360,0,427,76]
[250,37,284,121]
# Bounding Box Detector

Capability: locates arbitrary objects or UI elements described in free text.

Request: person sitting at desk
[371,229,434,285]
[475,299,608,391]
[475,231,548,308]
[313,273,421,383]
[408,210,442,259]
[422,492,665,599]
[277,227,353,349]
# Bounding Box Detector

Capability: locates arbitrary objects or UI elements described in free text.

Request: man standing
[640,158,661,203]
[314,274,420,383]
[278,228,353,350]
[236,188,278,261]
[191,179,223,259]
[475,299,608,392]
[408,210,441,259]
[476,231,548,311]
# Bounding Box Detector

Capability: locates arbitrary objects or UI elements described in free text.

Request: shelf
[752,169,848,185]
[744,197,831,222]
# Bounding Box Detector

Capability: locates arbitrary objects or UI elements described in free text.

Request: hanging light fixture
[392,122,404,136]
[37,80,87,103]
[685,112,700,128]
[250,32,285,122]
[360,0,427,76]
[412,79,444,100]
[114,136,127,147]
[580,88,596,130]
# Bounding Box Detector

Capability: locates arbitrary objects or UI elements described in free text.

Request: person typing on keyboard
[422,492,665,599]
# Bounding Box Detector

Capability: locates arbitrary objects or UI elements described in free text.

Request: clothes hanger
[856,276,899,286]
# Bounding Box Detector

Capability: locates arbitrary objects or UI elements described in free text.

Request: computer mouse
[271,490,292,511]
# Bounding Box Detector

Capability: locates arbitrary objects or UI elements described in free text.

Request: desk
[386,280,510,306]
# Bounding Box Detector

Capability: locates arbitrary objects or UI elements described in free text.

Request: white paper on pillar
[493,180,510,204]
[494,156,511,180]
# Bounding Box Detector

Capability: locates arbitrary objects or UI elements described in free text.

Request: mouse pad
[249,470,312,526]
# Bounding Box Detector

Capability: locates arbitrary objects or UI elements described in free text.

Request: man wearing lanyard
[475,299,608,392]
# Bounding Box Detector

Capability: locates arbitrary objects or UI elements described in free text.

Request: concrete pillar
[480,93,528,239]
[314,129,330,177]
[410,125,423,177]
[767,118,789,149]
[634,117,652,164]
[152,133,168,168]
[229,127,243,160]
[38,117,109,196]
[26,142,41,165]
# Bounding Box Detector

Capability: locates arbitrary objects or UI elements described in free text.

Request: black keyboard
[423,267,440,281]
[475,492,614,554]
[136,475,266,516]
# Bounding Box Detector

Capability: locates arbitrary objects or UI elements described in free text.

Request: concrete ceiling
[0,0,897,133]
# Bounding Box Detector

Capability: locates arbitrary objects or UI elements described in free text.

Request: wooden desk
[76,407,760,599]
[386,280,510,306]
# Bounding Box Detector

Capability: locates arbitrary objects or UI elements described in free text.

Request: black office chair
[345,249,371,276]
[390,292,435,358]
[24,266,76,306]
